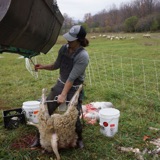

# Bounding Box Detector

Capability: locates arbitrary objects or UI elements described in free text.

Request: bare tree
[62,13,74,33]
[84,13,93,28]
[74,0,160,32]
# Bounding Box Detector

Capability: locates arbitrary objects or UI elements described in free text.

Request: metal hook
[45,96,70,103]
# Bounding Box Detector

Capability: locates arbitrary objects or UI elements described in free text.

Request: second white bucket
[99,108,120,137]
[22,101,40,124]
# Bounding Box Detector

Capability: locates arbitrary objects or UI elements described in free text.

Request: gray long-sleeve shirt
[53,44,89,83]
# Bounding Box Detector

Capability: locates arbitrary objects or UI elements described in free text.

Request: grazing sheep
[119,36,126,40]
[90,36,96,39]
[115,36,119,40]
[106,36,111,39]
[143,34,151,38]
[27,85,83,160]
[110,36,115,40]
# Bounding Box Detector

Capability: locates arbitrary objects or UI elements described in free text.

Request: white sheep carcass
[27,85,83,160]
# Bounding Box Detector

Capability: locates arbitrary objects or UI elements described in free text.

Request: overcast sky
[57,0,132,20]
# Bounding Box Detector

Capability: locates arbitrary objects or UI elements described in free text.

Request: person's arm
[35,63,55,71]
[57,51,89,103]
[35,45,66,71]
[57,80,73,103]
[68,50,89,82]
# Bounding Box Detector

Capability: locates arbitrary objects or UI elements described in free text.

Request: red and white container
[22,101,40,124]
[99,108,120,137]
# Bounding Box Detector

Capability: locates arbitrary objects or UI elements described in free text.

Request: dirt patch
[10,133,36,149]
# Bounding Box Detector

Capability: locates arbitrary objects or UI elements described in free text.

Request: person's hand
[35,64,43,71]
[57,94,67,104]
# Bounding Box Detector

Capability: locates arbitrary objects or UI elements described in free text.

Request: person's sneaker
[77,140,84,149]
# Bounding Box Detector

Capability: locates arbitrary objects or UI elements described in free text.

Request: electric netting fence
[86,53,160,101]
[1,52,160,101]
[25,52,160,101]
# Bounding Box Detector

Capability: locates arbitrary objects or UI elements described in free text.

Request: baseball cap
[63,25,86,41]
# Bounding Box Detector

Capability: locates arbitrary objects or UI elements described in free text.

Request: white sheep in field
[106,35,111,39]
[27,85,83,160]
[115,36,120,40]
[110,35,115,40]
[143,34,151,38]
[90,36,96,39]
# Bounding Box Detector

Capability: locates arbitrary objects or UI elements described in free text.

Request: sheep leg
[41,88,50,119]
[68,84,83,107]
[51,133,60,160]
[27,121,39,128]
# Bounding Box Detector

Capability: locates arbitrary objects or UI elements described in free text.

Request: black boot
[77,139,84,149]
[76,116,84,149]
[30,130,41,148]
[76,100,84,149]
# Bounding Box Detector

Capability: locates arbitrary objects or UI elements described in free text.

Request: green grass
[0,33,160,160]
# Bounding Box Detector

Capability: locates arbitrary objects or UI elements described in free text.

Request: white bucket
[22,101,40,123]
[99,108,120,137]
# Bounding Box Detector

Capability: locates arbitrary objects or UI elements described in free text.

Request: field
[0,32,160,160]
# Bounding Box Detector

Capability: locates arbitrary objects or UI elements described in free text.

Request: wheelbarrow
[0,0,64,58]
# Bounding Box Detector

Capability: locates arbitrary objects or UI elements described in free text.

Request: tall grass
[0,33,160,160]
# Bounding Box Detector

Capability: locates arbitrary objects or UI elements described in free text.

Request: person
[31,25,89,149]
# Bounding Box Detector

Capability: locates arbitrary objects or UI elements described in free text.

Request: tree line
[61,0,160,33]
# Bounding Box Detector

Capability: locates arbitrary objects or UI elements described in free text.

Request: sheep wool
[27,85,83,160]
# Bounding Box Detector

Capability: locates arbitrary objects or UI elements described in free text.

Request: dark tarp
[0,0,64,58]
